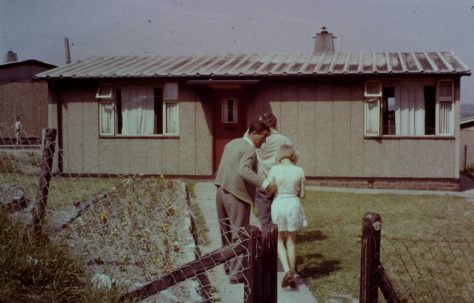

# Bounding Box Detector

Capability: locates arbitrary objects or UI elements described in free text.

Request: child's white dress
[268,163,308,232]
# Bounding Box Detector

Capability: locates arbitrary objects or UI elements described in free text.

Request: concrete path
[193,182,319,303]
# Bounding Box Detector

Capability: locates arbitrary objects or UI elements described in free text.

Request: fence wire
[0,124,251,303]
[381,236,474,303]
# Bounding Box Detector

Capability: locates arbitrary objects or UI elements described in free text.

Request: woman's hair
[259,112,277,129]
[248,120,270,134]
[276,144,298,164]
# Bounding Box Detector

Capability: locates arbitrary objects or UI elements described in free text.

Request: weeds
[0,211,124,302]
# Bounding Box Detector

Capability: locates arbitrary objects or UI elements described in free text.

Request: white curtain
[365,98,380,136]
[121,87,155,135]
[395,86,425,135]
[165,102,178,134]
[439,101,452,134]
[100,102,115,134]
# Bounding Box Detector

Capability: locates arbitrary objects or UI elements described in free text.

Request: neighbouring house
[36,29,471,191]
[461,116,474,170]
[0,59,56,144]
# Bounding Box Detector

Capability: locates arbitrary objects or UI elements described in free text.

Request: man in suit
[215,120,277,284]
[255,113,292,233]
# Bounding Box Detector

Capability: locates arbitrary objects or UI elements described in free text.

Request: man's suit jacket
[215,137,264,205]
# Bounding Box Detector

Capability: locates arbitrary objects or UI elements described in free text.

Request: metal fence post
[360,212,382,303]
[32,128,57,234]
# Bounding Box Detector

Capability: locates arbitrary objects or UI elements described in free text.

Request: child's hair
[276,144,298,164]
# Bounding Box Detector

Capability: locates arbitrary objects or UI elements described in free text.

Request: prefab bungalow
[461,116,474,171]
[36,39,471,191]
[0,59,56,143]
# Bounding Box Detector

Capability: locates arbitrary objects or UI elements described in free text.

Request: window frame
[364,80,382,137]
[96,83,114,99]
[435,80,454,136]
[164,83,179,101]
[364,80,382,98]
[364,79,456,139]
[221,98,239,124]
[98,101,116,136]
[163,100,179,135]
[364,97,381,137]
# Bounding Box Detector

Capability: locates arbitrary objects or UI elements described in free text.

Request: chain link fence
[360,211,474,303]
[0,124,268,302]
[381,236,474,303]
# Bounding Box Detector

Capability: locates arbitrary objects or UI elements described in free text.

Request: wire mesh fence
[381,237,474,303]
[0,124,271,302]
[360,211,474,303]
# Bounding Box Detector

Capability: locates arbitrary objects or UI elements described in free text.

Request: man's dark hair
[248,120,270,134]
[259,112,277,128]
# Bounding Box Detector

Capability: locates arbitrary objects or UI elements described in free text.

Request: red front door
[213,90,247,172]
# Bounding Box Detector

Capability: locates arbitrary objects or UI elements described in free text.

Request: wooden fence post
[262,224,278,303]
[359,212,382,303]
[245,225,261,303]
[32,128,56,234]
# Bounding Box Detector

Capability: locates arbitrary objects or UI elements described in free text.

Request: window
[364,80,454,137]
[99,101,115,135]
[382,87,395,135]
[222,98,238,123]
[437,80,454,135]
[164,101,178,134]
[97,83,179,136]
[365,80,382,97]
[164,83,178,100]
[364,97,381,136]
[364,80,381,137]
[96,83,113,99]
[163,83,179,135]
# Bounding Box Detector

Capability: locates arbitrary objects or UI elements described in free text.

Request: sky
[1,0,474,103]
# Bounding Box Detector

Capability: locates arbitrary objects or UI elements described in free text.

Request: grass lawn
[0,173,122,211]
[298,190,474,302]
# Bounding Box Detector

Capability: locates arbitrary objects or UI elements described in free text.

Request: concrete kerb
[306,175,474,201]
[192,182,319,303]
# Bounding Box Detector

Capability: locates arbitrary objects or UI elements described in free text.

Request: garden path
[193,182,319,303]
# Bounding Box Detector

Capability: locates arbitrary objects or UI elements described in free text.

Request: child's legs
[277,231,290,273]
[286,231,297,273]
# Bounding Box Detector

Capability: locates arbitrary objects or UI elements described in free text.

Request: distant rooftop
[0,59,56,70]
[36,51,470,79]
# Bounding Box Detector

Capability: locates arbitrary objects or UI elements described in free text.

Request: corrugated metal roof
[36,51,471,79]
[461,116,474,126]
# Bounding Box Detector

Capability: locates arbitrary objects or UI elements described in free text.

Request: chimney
[313,27,336,54]
[5,50,18,63]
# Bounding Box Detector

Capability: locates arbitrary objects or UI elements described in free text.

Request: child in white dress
[267,144,307,288]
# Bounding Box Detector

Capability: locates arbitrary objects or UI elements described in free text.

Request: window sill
[99,135,179,139]
[364,135,455,140]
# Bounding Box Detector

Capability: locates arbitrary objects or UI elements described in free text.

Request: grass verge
[298,190,474,302]
[0,173,121,211]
